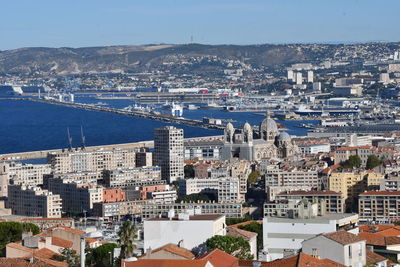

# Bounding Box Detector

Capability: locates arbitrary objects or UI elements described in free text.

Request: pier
[0,135,223,161]
[21,98,227,131]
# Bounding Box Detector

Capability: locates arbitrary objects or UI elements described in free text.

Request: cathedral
[221,115,298,161]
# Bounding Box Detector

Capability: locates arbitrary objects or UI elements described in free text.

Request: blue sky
[1,0,399,50]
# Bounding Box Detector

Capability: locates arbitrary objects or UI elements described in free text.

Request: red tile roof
[323,231,365,245]
[197,248,239,267]
[22,217,73,221]
[123,259,210,267]
[377,228,400,237]
[227,227,257,240]
[277,190,341,196]
[238,252,345,267]
[34,248,58,259]
[359,191,400,196]
[50,236,73,248]
[149,243,195,259]
[359,225,395,232]
[49,225,85,235]
[0,258,66,267]
[366,250,387,265]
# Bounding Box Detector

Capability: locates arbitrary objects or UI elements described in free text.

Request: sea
[0,95,317,154]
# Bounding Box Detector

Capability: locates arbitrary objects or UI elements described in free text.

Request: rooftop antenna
[80,125,86,150]
[67,127,73,151]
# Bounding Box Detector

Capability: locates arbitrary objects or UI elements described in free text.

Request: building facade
[7,184,62,218]
[48,148,136,173]
[154,126,184,183]
[102,167,161,188]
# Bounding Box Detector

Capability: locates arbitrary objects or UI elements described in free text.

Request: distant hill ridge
[0,42,399,75]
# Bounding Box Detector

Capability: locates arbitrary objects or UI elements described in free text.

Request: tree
[0,222,40,256]
[226,216,251,226]
[343,155,362,168]
[86,243,119,267]
[366,155,382,170]
[177,193,213,203]
[118,221,137,258]
[247,170,260,184]
[238,222,263,251]
[184,165,195,178]
[206,235,253,260]
[52,248,80,267]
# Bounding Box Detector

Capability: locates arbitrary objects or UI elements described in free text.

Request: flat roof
[264,213,358,224]
[148,214,224,221]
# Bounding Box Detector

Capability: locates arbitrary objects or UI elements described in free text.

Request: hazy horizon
[1,0,400,50]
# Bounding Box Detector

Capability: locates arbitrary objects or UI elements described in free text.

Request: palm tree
[118,221,137,258]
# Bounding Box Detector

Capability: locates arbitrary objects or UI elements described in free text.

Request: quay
[0,135,223,161]
[17,98,227,131]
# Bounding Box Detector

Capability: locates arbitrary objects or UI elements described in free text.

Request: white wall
[263,218,337,261]
[302,235,366,267]
[144,217,225,253]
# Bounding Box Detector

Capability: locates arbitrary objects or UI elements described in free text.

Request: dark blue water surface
[0,99,221,154]
[0,98,315,154]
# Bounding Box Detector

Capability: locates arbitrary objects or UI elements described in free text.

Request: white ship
[161,102,184,117]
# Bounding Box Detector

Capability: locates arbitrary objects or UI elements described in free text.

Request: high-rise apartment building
[48,148,136,173]
[154,126,184,183]
[307,71,314,83]
[7,184,62,218]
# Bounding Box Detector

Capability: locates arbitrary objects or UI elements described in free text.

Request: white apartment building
[334,146,377,167]
[51,171,100,185]
[184,139,222,160]
[264,165,320,201]
[302,231,366,267]
[380,176,400,191]
[148,190,177,204]
[263,212,359,262]
[181,177,241,203]
[7,184,62,218]
[144,212,226,253]
[295,72,303,85]
[358,191,400,222]
[103,167,161,188]
[0,161,51,189]
[307,71,314,83]
[154,126,184,183]
[141,202,243,219]
[298,143,331,155]
[48,148,136,173]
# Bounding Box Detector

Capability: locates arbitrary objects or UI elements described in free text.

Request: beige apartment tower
[154,126,184,183]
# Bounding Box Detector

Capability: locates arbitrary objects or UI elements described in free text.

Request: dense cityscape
[2,2,400,267]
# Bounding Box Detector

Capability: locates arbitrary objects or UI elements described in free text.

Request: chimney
[80,237,85,267]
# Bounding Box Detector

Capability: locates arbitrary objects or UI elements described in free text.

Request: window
[348,245,352,259]
[311,248,318,257]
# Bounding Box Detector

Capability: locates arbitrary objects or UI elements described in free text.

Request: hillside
[0,43,399,75]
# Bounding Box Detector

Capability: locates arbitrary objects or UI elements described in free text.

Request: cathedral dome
[260,117,278,133]
[277,131,291,142]
[243,122,252,132]
[226,122,235,132]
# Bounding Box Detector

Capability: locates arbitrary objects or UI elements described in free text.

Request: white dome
[243,122,252,131]
[260,117,278,133]
[226,122,235,131]
[277,131,291,141]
